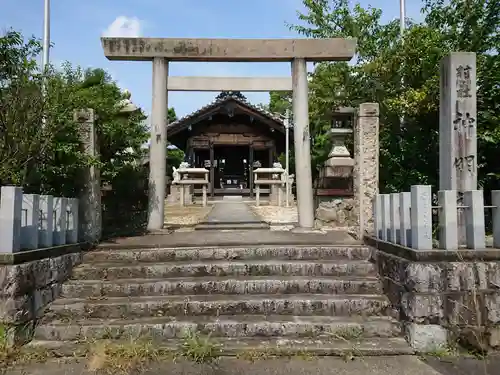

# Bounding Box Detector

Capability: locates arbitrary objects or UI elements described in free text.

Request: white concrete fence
[374,185,500,250]
[0,186,79,253]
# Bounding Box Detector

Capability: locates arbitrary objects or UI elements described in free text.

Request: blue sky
[2,0,423,119]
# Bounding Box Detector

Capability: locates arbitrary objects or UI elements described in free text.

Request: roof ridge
[168,95,284,128]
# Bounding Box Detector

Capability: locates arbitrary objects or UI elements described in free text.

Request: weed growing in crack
[0,334,54,374]
[85,338,174,375]
[178,330,222,364]
[422,344,459,359]
[235,347,316,362]
[236,347,276,362]
[329,326,363,341]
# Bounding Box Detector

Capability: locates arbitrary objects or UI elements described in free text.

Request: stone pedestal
[74,108,101,243]
[270,185,280,206]
[270,185,295,206]
[167,185,192,205]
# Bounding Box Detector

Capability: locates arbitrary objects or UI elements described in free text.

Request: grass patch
[235,347,317,362]
[329,326,364,341]
[0,324,56,372]
[178,330,222,364]
[424,344,460,359]
[86,338,175,375]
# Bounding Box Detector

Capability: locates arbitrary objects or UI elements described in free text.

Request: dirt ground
[163,204,213,226]
[422,354,500,375]
[250,205,298,224]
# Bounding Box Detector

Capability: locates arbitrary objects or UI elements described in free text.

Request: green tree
[167,147,185,175]
[0,30,61,187]
[0,29,152,199]
[168,107,177,123]
[268,91,292,115]
[36,63,149,196]
[287,0,500,192]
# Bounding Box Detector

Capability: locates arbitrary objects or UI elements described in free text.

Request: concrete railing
[0,186,79,253]
[373,185,500,250]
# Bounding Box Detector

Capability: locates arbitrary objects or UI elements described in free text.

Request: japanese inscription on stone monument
[439,52,477,245]
[439,52,477,193]
[453,64,476,189]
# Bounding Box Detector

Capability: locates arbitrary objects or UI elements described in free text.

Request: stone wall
[315,198,357,232]
[0,247,84,345]
[367,236,500,352]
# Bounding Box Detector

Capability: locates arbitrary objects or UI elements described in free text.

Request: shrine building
[167,95,291,197]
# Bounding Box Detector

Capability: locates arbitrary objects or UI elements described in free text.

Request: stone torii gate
[100,37,357,230]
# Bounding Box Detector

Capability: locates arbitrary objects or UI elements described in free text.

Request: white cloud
[102,16,143,37]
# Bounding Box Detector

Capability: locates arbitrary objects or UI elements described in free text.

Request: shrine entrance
[214,145,248,191]
[167,95,286,197]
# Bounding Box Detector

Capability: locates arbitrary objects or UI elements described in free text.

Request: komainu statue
[172,167,180,183]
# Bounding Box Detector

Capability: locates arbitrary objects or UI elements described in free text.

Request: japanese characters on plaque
[452,60,477,192]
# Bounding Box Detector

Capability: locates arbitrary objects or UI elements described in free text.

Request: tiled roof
[167,94,284,128]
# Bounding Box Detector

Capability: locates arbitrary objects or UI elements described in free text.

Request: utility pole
[400,0,406,36]
[41,0,50,127]
[42,0,50,71]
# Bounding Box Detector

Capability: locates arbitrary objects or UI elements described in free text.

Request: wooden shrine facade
[167,96,291,197]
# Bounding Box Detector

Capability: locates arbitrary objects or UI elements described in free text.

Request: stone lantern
[318,107,355,185]
[117,89,139,115]
[322,127,354,179]
[315,107,356,229]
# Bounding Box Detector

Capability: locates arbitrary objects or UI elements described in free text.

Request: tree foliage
[276,0,500,192]
[0,30,55,186]
[0,29,150,198]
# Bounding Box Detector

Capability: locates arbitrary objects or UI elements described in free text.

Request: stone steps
[42,294,391,320]
[34,315,401,342]
[36,244,411,356]
[70,260,376,280]
[195,222,270,230]
[84,245,371,263]
[61,276,382,298]
[28,337,414,356]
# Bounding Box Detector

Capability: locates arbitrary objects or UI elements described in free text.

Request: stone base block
[167,185,193,205]
[269,186,294,206]
[405,323,448,352]
[315,198,357,228]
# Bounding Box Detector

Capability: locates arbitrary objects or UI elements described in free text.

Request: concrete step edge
[74,259,375,268]
[96,241,364,250]
[34,319,402,341]
[93,244,369,251]
[27,337,414,356]
[38,315,400,326]
[50,293,389,306]
[63,275,381,285]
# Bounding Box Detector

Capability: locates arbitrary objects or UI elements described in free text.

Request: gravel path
[250,205,298,224]
[164,204,213,226]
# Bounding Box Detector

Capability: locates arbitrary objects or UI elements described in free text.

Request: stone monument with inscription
[439,52,477,243]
